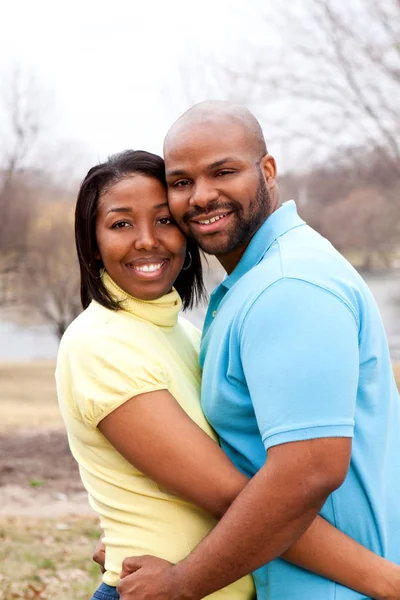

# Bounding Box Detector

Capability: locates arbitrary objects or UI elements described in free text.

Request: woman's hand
[92,534,106,574]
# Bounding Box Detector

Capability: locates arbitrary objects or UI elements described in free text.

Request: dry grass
[0,363,101,598]
[0,516,102,599]
[0,362,61,432]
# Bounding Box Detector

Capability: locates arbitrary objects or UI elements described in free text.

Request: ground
[1,360,399,599]
[0,362,92,518]
[0,362,101,599]
[0,429,91,518]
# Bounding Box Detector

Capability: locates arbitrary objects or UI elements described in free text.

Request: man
[117,101,400,599]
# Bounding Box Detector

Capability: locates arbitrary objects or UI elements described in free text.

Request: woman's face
[95,175,187,301]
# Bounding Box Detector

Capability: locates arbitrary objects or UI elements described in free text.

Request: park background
[0,0,399,597]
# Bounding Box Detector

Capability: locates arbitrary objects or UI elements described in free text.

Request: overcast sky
[0,0,281,173]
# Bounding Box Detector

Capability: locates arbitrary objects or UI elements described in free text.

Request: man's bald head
[164,100,267,159]
[163,101,279,272]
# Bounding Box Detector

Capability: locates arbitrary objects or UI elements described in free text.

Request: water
[363,271,400,359]
[0,271,399,362]
[0,320,59,361]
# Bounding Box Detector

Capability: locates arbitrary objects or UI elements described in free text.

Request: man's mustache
[182,202,238,224]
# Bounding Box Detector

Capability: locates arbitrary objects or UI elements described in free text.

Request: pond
[1,271,399,362]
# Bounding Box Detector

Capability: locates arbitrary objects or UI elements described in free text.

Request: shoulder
[235,231,360,328]
[238,277,359,353]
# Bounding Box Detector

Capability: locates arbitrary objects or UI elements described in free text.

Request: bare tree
[322,189,400,269]
[0,65,53,306]
[0,175,38,306]
[0,65,52,183]
[187,0,399,175]
[179,1,400,271]
[276,148,400,269]
[273,0,400,174]
[18,204,81,340]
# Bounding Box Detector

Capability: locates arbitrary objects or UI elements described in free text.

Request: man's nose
[190,180,219,208]
[134,225,159,250]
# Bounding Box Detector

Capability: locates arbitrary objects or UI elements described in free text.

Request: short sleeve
[58,326,168,428]
[240,278,359,450]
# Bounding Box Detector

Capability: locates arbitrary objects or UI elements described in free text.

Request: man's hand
[117,555,190,600]
[92,535,106,574]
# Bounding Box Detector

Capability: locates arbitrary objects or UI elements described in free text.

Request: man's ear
[260,154,277,189]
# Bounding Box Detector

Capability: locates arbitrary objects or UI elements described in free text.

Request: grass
[0,362,61,432]
[0,516,102,599]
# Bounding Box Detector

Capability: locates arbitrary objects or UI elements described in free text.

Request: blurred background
[0,0,399,597]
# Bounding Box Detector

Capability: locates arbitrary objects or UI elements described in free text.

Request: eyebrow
[166,157,237,178]
[106,202,169,215]
[106,207,132,214]
[209,158,237,170]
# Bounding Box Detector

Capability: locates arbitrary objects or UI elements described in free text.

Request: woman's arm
[281,519,399,600]
[99,390,400,599]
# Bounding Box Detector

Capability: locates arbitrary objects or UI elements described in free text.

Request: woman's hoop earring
[88,263,103,279]
[182,251,192,271]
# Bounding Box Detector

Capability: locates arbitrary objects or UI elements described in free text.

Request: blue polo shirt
[200,201,400,600]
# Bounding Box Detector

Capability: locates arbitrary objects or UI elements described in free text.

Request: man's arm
[166,437,351,598]
[119,436,350,600]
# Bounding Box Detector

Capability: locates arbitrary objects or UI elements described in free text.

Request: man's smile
[189,212,234,234]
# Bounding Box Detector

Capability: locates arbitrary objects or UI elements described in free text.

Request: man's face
[165,121,273,260]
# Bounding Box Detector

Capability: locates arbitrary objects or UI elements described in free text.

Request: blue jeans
[91,582,120,600]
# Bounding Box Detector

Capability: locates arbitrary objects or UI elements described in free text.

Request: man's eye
[111,221,131,229]
[173,180,190,187]
[216,170,234,177]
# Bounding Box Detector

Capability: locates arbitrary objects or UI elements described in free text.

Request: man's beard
[187,168,272,257]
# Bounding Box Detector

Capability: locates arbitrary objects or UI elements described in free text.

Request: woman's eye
[111,221,131,229]
[158,217,174,225]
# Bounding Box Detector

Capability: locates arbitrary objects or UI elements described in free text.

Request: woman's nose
[133,226,159,250]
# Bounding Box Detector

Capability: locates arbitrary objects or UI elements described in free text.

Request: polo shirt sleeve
[59,327,168,428]
[240,278,359,450]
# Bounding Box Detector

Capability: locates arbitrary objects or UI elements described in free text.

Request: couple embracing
[56,101,400,600]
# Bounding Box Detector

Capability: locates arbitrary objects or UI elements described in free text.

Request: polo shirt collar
[222,200,305,290]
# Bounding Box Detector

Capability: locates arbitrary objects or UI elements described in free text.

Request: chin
[196,239,233,256]
[139,284,174,301]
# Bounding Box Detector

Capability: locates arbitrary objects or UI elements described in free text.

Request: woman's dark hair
[75,149,206,311]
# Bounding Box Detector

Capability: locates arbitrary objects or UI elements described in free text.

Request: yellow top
[56,273,255,598]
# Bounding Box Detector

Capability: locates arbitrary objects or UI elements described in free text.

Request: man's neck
[217,243,249,275]
[216,201,282,274]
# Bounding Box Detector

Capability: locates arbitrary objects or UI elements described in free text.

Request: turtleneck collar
[101,271,182,328]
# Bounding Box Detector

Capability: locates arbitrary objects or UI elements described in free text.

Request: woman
[56,150,400,600]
